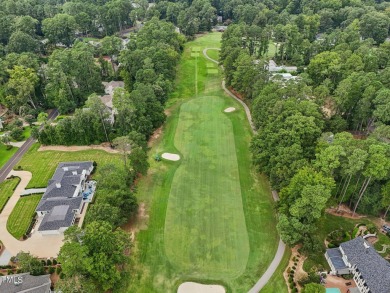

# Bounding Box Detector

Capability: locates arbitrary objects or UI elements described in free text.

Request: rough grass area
[7,194,42,239]
[125,32,278,293]
[0,177,20,212]
[17,144,122,188]
[0,143,18,169]
[261,248,291,293]
[268,42,277,58]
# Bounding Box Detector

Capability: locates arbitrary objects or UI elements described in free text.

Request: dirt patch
[326,205,366,219]
[224,107,235,113]
[121,203,149,234]
[38,144,119,154]
[177,282,225,293]
[148,126,163,147]
[161,153,180,161]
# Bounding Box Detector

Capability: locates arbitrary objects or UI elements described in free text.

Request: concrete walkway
[20,188,47,196]
[0,170,63,259]
[203,48,286,292]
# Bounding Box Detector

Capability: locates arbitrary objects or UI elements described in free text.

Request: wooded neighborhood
[0,0,390,292]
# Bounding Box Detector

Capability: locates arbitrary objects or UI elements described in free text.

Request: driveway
[0,170,63,259]
[0,109,58,184]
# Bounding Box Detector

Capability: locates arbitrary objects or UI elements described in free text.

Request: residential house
[99,81,124,124]
[35,162,94,235]
[0,273,51,293]
[268,60,297,73]
[325,237,390,293]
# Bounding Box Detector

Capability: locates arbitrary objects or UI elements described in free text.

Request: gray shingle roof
[340,237,390,293]
[35,161,93,232]
[0,273,51,293]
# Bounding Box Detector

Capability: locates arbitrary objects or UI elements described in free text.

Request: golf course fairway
[126,33,279,293]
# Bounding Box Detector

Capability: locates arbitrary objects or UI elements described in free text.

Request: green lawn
[125,33,278,293]
[22,126,31,139]
[0,143,18,169]
[7,194,42,239]
[164,95,249,279]
[17,144,122,188]
[0,177,20,213]
[261,248,291,293]
[206,49,220,62]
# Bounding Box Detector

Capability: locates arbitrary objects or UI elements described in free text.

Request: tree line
[219,0,390,254]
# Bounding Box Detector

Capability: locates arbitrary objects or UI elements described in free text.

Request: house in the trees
[99,81,124,124]
[35,161,94,235]
[325,237,390,293]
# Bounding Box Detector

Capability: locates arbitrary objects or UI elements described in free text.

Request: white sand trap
[178,282,225,293]
[224,107,236,113]
[161,153,180,161]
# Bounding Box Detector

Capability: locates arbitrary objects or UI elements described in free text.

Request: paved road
[203,48,286,292]
[0,109,58,184]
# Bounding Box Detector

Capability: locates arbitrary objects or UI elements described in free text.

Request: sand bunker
[161,153,180,161]
[178,282,225,293]
[224,107,236,113]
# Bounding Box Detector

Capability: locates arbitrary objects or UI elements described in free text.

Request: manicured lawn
[164,95,249,278]
[0,177,20,212]
[125,33,278,292]
[0,143,18,169]
[22,126,31,139]
[17,144,122,188]
[7,194,42,239]
[261,248,291,293]
[206,49,220,62]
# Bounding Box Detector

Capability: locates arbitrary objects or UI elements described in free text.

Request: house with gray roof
[35,162,94,235]
[0,273,51,293]
[325,237,390,293]
[99,81,124,124]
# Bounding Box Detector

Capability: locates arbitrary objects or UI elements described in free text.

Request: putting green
[164,95,249,278]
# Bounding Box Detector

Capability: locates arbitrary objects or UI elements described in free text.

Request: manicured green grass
[22,126,31,139]
[164,95,249,279]
[0,177,20,213]
[207,49,220,61]
[125,32,278,293]
[0,143,18,169]
[261,248,291,293]
[0,143,18,168]
[7,194,42,239]
[17,144,122,188]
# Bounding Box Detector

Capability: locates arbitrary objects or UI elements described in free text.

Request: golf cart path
[203,48,286,293]
[0,170,63,258]
[202,48,257,134]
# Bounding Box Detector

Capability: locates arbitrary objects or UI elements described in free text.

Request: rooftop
[340,237,390,293]
[35,161,93,232]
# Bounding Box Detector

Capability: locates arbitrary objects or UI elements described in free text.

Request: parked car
[383,225,390,233]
